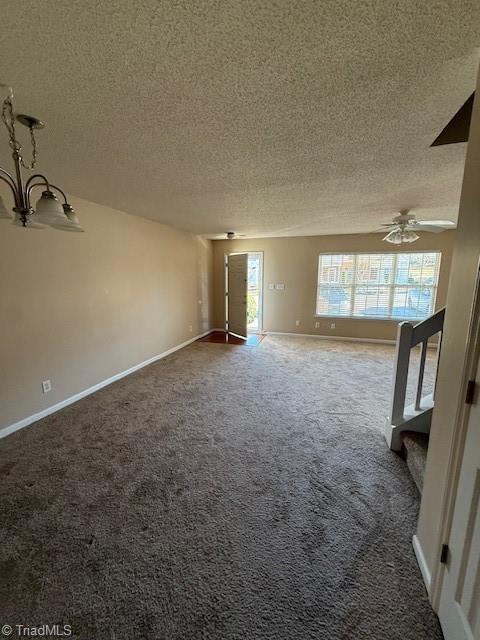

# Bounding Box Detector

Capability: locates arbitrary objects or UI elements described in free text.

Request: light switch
[275,283,285,290]
[268,283,275,290]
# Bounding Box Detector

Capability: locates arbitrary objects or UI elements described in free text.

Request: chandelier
[0,85,83,231]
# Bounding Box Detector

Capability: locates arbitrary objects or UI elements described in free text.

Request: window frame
[315,250,442,321]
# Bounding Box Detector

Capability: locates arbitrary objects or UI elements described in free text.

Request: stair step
[402,431,429,494]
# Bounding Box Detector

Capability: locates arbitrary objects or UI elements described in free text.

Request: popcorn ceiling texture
[0,336,441,639]
[1,1,479,236]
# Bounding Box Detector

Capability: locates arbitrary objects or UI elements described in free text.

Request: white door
[227,253,248,338]
[439,353,480,639]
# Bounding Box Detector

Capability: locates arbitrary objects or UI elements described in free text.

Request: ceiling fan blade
[410,224,446,233]
[379,224,400,231]
[378,229,400,236]
[416,219,455,227]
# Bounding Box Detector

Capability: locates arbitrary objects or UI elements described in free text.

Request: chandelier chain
[1,94,38,170]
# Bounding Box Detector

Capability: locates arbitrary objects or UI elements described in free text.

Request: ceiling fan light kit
[0,84,83,232]
[383,228,419,244]
[381,212,454,244]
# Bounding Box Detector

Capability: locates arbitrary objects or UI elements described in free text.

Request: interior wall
[416,74,480,590]
[212,232,456,340]
[0,196,213,430]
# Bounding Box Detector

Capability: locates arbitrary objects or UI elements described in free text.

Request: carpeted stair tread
[402,431,429,494]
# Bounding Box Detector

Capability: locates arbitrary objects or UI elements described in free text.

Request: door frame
[224,251,264,334]
[431,258,480,609]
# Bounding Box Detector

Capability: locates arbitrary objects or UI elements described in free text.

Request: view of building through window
[316,252,441,320]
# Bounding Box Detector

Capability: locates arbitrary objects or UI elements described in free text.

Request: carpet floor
[0,336,443,639]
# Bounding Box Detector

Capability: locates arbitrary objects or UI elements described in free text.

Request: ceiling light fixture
[383,228,419,244]
[381,210,454,244]
[0,84,83,231]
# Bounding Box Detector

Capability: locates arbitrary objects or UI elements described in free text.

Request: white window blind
[316,252,441,320]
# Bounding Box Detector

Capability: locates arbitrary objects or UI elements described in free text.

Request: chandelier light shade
[34,190,66,225]
[52,204,84,232]
[0,84,84,232]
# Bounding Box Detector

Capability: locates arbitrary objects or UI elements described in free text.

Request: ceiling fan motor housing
[393,212,416,225]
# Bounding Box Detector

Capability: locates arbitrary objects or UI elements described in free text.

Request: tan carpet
[0,336,442,639]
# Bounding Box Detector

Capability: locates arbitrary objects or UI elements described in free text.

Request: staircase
[385,308,445,460]
[401,432,429,493]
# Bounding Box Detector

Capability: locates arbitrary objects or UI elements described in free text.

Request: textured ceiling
[1,1,480,237]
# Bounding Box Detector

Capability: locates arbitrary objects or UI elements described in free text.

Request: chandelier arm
[0,170,19,205]
[26,182,46,206]
[0,165,16,187]
[25,174,51,207]
[48,184,68,203]
[27,182,68,207]
[25,173,50,192]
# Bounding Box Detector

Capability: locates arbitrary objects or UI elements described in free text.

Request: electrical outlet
[295,320,300,327]
[314,321,320,329]
[188,323,193,333]
[42,379,52,394]
[330,323,336,329]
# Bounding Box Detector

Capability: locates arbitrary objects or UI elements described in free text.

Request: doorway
[246,252,263,334]
[225,251,263,336]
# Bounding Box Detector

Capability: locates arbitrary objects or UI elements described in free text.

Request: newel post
[390,321,414,426]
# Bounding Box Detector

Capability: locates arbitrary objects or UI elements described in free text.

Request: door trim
[246,251,264,334]
[431,258,480,609]
[413,534,433,594]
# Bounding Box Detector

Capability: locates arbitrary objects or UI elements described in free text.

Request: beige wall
[212,232,456,341]
[417,75,480,592]
[0,196,213,430]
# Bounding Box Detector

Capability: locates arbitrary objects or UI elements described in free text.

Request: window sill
[314,314,428,322]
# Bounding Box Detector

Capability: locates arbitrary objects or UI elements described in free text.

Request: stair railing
[390,307,445,424]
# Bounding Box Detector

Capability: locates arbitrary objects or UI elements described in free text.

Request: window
[316,252,441,320]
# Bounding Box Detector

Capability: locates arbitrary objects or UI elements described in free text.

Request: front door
[439,345,480,638]
[227,253,248,338]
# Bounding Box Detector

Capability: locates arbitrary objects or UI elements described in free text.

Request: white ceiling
[1,1,479,237]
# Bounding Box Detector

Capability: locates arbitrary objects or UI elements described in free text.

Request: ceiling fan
[381,211,455,244]
[209,231,247,240]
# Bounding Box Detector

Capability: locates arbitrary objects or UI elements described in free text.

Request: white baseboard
[413,534,432,595]
[265,331,396,345]
[0,329,214,440]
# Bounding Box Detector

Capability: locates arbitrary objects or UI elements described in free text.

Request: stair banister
[385,307,446,451]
